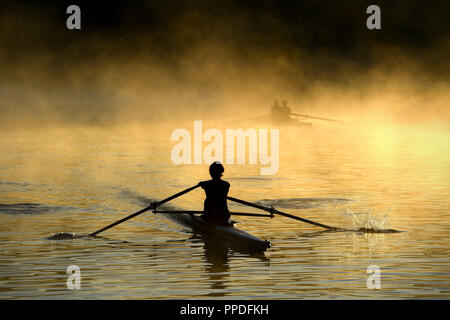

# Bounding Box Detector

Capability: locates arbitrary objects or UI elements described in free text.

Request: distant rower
[271,99,292,123]
[199,162,231,225]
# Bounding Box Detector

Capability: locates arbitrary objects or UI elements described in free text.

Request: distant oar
[89,184,200,236]
[290,113,345,123]
[228,196,343,231]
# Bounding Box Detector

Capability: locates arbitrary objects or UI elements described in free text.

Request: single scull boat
[85,184,354,247]
[155,210,271,252]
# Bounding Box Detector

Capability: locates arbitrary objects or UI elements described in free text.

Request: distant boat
[220,101,344,127]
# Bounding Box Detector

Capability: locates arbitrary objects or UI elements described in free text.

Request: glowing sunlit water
[0,122,449,299]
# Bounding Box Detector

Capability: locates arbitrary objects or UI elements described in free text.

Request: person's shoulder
[199,179,212,188]
[221,180,230,187]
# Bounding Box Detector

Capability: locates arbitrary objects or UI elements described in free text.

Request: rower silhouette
[281,100,291,115]
[271,99,292,123]
[199,161,231,225]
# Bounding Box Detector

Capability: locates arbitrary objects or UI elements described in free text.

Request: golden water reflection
[0,122,449,298]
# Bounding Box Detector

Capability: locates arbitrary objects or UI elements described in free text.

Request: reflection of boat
[156,210,271,253]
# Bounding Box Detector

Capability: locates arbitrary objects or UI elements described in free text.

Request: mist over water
[0,1,449,299]
[0,1,449,129]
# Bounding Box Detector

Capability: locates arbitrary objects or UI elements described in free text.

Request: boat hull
[167,213,271,252]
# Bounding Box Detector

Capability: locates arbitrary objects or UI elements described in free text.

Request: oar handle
[153,210,273,218]
[227,196,338,230]
[89,184,201,236]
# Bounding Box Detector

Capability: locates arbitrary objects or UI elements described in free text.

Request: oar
[89,184,200,236]
[290,113,344,123]
[227,196,343,230]
[153,210,273,218]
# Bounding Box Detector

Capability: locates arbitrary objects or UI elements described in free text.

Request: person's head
[209,161,224,179]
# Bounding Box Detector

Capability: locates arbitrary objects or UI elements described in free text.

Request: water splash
[343,207,400,233]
